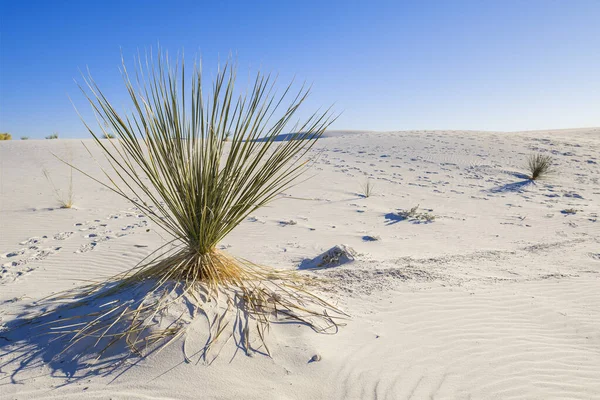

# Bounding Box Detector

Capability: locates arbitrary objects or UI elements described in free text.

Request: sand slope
[1,128,599,399]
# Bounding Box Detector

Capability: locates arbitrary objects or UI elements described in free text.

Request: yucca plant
[32,51,342,363]
[46,133,59,139]
[526,153,553,180]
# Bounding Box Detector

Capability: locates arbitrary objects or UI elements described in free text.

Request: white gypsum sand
[1,128,599,399]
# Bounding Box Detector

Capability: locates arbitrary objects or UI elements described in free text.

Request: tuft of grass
[42,166,74,208]
[45,133,59,139]
[359,178,375,198]
[0,133,12,140]
[526,153,553,180]
[33,50,343,362]
[561,208,577,215]
[398,205,435,222]
[20,136,29,140]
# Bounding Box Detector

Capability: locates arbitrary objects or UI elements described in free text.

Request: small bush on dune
[0,133,11,140]
[31,51,342,362]
[398,205,435,222]
[359,178,375,198]
[20,136,29,140]
[42,166,74,208]
[103,132,116,139]
[526,153,553,180]
[45,133,59,139]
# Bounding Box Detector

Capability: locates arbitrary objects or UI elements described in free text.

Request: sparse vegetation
[360,178,375,198]
[103,132,116,139]
[20,136,29,140]
[32,51,341,362]
[42,166,74,208]
[526,153,553,180]
[45,133,59,140]
[398,205,436,222]
[0,133,12,140]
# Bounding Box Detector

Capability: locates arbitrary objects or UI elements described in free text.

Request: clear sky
[1,0,599,139]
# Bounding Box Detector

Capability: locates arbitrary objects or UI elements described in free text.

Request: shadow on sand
[489,173,534,193]
[383,213,434,225]
[490,180,534,193]
[384,212,408,225]
[0,276,339,387]
[0,282,260,387]
[0,286,148,386]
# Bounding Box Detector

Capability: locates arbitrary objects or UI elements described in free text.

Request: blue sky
[1,0,599,138]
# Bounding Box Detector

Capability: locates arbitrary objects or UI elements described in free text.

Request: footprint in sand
[1,246,62,283]
[53,231,74,240]
[1,249,26,258]
[76,235,114,253]
[18,236,48,246]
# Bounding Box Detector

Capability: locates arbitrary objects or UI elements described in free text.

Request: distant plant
[360,178,375,198]
[526,153,553,180]
[103,132,116,139]
[0,133,12,140]
[46,133,59,140]
[20,136,29,140]
[398,205,435,222]
[43,167,74,208]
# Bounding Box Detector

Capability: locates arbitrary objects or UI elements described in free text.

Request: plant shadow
[385,213,435,224]
[0,278,338,386]
[489,179,534,193]
[0,286,149,387]
[384,212,408,225]
[0,282,223,386]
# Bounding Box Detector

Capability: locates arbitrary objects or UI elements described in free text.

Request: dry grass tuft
[359,178,375,198]
[0,133,12,140]
[32,250,342,363]
[526,153,553,180]
[42,165,74,208]
[398,205,435,222]
[27,50,343,363]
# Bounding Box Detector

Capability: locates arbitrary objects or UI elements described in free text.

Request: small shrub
[360,178,375,198]
[561,208,577,215]
[398,205,435,222]
[46,133,59,140]
[526,153,553,180]
[21,136,29,140]
[43,167,74,208]
[103,132,116,139]
[0,133,12,140]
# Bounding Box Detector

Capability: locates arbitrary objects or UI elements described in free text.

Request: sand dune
[1,128,599,399]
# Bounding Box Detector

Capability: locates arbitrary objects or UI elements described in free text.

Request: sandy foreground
[0,128,599,399]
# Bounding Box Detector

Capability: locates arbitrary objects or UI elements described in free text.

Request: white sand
[1,128,599,399]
